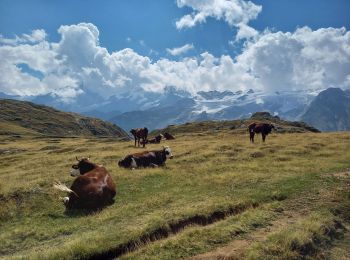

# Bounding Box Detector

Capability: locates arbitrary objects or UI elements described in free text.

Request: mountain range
[1,86,349,132]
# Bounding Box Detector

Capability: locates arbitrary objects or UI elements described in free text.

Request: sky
[0,0,350,101]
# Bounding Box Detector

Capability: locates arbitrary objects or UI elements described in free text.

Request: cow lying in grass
[141,134,163,145]
[163,132,175,140]
[118,146,173,169]
[54,157,116,211]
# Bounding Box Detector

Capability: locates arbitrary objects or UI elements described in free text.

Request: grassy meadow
[0,130,350,259]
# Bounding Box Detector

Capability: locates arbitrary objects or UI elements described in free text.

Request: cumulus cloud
[175,0,261,40]
[0,23,349,103]
[236,27,350,92]
[166,43,194,56]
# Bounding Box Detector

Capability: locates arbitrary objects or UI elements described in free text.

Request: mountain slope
[301,88,350,131]
[110,96,197,130]
[152,112,319,135]
[0,99,129,137]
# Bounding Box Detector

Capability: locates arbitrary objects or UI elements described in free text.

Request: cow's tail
[53,181,78,197]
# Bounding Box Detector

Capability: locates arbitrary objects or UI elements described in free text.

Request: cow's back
[68,167,116,209]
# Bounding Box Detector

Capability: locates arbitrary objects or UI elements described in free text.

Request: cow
[141,134,163,146]
[248,122,275,143]
[118,146,173,169]
[53,157,116,211]
[163,132,175,140]
[130,127,148,148]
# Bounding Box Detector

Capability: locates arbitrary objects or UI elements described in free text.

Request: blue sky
[0,0,350,99]
[1,0,349,59]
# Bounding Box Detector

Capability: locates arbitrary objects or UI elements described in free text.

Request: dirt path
[189,202,307,260]
[190,170,350,260]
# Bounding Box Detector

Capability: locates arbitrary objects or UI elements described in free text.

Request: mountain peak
[301,87,350,131]
[197,90,234,100]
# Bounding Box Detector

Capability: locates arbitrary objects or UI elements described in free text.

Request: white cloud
[0,23,349,103]
[175,0,261,40]
[0,29,46,45]
[235,22,258,41]
[166,43,194,56]
[236,27,350,92]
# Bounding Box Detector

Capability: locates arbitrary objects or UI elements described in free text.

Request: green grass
[0,131,349,259]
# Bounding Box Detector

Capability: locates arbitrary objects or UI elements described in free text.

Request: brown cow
[163,132,175,140]
[130,127,148,147]
[248,122,275,143]
[53,157,116,211]
[118,146,173,169]
[141,134,163,145]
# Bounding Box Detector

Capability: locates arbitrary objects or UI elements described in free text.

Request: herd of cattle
[53,123,274,211]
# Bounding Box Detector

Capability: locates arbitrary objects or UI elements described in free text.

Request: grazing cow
[130,127,148,148]
[163,132,175,140]
[118,146,173,169]
[53,157,116,210]
[248,122,275,143]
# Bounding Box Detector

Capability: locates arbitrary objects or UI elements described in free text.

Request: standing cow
[130,127,148,148]
[248,123,275,143]
[53,157,116,211]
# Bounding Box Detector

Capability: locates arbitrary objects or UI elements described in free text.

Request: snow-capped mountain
[1,86,320,131]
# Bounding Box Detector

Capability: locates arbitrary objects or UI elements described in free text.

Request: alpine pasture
[0,129,350,259]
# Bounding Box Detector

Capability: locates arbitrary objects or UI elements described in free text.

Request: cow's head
[163,146,173,159]
[70,156,95,176]
[118,155,136,168]
[270,124,276,130]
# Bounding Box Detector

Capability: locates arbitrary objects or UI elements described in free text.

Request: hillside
[0,99,129,138]
[153,112,320,135]
[302,88,350,131]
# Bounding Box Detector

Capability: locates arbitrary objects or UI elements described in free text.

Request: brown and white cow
[248,122,275,143]
[118,146,173,169]
[130,127,148,147]
[53,157,116,210]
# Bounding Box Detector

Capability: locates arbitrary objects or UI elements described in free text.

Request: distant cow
[248,123,275,143]
[141,134,163,145]
[53,157,116,211]
[118,146,173,169]
[130,128,148,148]
[163,132,175,140]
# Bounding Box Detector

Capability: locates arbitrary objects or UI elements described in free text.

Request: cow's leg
[134,137,137,147]
[262,133,266,142]
[250,132,255,143]
[130,157,137,169]
[142,138,146,147]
